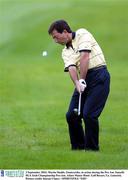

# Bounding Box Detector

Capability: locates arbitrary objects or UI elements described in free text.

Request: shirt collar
[66,32,76,48]
[72,32,76,39]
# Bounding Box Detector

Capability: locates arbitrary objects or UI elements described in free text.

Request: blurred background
[0,0,128,169]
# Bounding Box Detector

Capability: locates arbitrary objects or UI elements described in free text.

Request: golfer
[48,20,110,151]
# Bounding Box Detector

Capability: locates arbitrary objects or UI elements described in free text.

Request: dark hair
[48,20,72,34]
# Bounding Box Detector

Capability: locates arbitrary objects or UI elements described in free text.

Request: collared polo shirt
[62,28,106,72]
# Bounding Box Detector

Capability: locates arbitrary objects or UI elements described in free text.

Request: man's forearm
[68,66,78,85]
[68,66,81,93]
[68,51,90,93]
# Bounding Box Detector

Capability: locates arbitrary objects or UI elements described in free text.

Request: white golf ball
[42,51,48,56]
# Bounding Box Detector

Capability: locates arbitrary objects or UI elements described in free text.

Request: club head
[73,108,78,115]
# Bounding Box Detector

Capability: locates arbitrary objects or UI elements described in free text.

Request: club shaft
[78,92,82,115]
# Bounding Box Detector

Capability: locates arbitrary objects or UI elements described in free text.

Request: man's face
[51,29,69,45]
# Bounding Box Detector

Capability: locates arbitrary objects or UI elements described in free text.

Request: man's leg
[83,70,110,150]
[66,90,85,150]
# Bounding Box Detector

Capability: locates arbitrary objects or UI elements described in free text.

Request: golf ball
[42,51,48,56]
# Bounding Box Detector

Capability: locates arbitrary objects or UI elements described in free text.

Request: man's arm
[68,51,90,93]
[79,51,90,79]
[68,66,81,93]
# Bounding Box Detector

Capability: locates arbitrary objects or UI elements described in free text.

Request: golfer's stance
[48,20,110,151]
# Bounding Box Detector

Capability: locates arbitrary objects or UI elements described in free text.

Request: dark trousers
[66,67,110,150]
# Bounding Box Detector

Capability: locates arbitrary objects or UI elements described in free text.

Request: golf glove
[79,79,87,92]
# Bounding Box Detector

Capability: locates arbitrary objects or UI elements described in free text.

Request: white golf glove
[79,79,87,92]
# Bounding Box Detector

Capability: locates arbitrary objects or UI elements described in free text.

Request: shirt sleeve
[62,53,76,72]
[77,33,92,52]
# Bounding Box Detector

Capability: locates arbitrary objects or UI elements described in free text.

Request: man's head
[48,20,72,45]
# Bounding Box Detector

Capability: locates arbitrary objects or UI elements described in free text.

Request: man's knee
[66,111,72,123]
[83,111,98,124]
[66,110,77,124]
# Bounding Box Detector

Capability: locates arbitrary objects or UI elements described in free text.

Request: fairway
[0,0,128,169]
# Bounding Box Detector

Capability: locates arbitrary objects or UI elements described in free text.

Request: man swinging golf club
[48,20,110,151]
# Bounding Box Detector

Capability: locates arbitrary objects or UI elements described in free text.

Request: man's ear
[63,29,68,33]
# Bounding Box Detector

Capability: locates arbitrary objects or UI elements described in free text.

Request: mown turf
[0,0,128,169]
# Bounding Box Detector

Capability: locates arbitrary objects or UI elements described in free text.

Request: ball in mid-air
[42,51,48,56]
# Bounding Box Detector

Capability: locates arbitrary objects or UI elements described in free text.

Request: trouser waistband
[88,65,107,73]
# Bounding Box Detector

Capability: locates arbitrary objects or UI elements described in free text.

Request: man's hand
[79,79,87,92]
[75,79,87,93]
[68,66,87,93]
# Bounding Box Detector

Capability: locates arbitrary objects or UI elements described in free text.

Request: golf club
[78,92,82,115]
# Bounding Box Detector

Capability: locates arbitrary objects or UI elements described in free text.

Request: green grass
[0,0,128,169]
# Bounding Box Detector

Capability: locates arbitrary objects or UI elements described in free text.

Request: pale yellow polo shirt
[62,28,106,72]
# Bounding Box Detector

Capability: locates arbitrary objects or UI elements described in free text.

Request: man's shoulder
[76,28,89,36]
[62,28,90,54]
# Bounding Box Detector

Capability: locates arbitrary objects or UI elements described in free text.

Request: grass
[0,0,128,169]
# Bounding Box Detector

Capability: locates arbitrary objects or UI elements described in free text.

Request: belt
[88,65,107,73]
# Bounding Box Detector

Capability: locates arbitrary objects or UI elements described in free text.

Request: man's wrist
[74,79,79,84]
